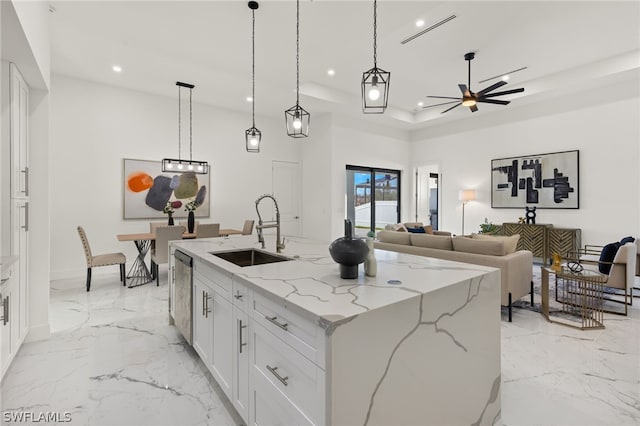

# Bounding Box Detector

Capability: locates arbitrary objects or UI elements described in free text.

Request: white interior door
[272,161,301,237]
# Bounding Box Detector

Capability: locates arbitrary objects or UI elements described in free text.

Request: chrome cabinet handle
[238,319,247,354]
[171,266,175,282]
[204,292,212,318]
[20,203,29,231]
[21,167,29,196]
[266,365,288,386]
[265,315,288,331]
[234,291,243,300]
[1,295,9,326]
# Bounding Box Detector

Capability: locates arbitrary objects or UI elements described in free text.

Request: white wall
[329,120,410,240]
[410,83,640,244]
[50,75,302,279]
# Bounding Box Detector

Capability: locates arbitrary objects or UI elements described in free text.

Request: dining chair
[77,226,126,292]
[150,226,185,286]
[197,223,220,238]
[150,221,168,233]
[179,220,199,233]
[242,219,255,235]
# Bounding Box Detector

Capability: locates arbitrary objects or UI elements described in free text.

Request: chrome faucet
[255,194,285,253]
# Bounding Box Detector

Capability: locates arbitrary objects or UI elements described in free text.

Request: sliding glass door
[346,165,400,237]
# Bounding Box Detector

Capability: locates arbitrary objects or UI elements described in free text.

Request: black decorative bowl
[329,219,369,279]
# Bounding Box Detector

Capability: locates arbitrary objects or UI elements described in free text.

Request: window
[346,165,401,237]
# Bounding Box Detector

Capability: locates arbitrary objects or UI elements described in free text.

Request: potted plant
[479,218,498,234]
[162,201,182,225]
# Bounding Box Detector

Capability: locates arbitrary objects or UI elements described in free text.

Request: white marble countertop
[171,235,498,325]
[1,255,19,282]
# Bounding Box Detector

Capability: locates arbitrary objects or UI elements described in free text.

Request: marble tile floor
[1,269,639,426]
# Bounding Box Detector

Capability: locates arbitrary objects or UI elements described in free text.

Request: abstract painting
[123,158,210,219]
[491,150,579,209]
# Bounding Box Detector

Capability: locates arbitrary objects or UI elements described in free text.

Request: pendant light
[245,1,262,153]
[162,82,209,174]
[284,0,310,138]
[361,0,390,114]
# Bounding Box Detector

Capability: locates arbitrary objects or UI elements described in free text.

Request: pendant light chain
[189,87,193,161]
[178,86,182,159]
[296,0,300,105]
[252,9,256,127]
[373,0,377,68]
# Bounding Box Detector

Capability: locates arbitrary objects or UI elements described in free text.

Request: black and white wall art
[491,150,579,209]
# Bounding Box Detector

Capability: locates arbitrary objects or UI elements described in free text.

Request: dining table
[219,228,243,236]
[117,231,196,287]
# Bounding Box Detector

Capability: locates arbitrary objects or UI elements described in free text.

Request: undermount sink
[210,249,292,267]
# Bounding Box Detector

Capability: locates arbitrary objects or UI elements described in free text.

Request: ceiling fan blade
[477,98,510,105]
[458,84,470,96]
[441,103,462,114]
[477,80,507,95]
[423,100,460,109]
[470,104,478,112]
[426,95,461,100]
[482,87,525,98]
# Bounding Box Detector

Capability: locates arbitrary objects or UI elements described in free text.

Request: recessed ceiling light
[246,96,253,102]
[112,65,122,73]
[327,69,335,76]
[49,5,56,13]
[417,101,424,107]
[416,19,425,27]
[502,75,510,81]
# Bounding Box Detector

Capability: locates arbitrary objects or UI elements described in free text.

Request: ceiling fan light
[462,97,476,107]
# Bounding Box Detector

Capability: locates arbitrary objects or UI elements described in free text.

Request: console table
[501,223,581,265]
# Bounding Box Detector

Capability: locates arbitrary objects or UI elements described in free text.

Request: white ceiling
[49,0,640,131]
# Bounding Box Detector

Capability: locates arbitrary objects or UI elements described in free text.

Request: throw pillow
[423,225,434,234]
[599,242,620,274]
[452,236,506,256]
[410,234,453,250]
[406,227,426,234]
[392,223,407,232]
[471,233,520,254]
[619,236,635,245]
[378,231,411,245]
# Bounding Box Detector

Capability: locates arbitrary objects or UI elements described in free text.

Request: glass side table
[541,265,607,330]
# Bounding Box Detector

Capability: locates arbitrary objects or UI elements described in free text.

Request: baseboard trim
[26,322,51,342]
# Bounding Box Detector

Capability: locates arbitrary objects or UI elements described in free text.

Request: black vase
[187,211,195,233]
[329,219,369,279]
[168,214,174,226]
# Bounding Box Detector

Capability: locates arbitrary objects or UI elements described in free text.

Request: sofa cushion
[378,230,411,245]
[453,236,507,256]
[410,234,453,251]
[471,233,520,254]
[403,222,423,229]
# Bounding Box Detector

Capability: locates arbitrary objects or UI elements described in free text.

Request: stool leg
[86,268,92,292]
[508,292,512,322]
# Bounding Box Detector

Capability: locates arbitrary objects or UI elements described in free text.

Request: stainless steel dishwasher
[174,250,193,345]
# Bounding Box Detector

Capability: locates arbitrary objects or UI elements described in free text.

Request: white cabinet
[231,279,250,422]
[1,264,22,380]
[192,275,212,367]
[192,261,233,400]
[168,246,175,320]
[11,200,28,342]
[10,63,29,199]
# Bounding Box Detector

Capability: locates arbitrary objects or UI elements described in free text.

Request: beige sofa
[374,231,533,321]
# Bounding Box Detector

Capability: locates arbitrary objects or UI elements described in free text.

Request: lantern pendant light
[284,0,310,138]
[245,1,262,153]
[162,82,209,173]
[361,0,390,114]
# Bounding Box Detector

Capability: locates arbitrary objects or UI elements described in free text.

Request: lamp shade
[459,189,476,202]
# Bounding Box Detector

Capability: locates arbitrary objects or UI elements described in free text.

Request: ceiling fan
[423,52,525,114]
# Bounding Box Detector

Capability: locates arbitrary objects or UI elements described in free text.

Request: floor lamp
[459,189,476,236]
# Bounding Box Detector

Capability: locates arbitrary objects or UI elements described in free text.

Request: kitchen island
[170,235,501,426]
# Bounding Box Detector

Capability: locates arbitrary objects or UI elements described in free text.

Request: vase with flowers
[163,201,182,226]
[184,200,199,233]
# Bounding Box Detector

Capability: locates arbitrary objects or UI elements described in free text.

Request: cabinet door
[232,307,249,423]
[0,287,12,378]
[192,277,212,365]
[548,228,581,262]
[11,200,28,341]
[168,247,175,319]
[10,63,29,199]
[211,292,233,399]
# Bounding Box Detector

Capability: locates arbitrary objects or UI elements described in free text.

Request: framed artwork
[123,158,210,219]
[491,150,579,209]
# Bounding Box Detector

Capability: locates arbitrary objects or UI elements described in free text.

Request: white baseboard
[26,322,51,342]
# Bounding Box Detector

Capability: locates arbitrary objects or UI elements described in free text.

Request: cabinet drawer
[194,261,232,301]
[252,367,314,426]
[252,291,324,368]
[252,322,324,425]
[232,277,251,313]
